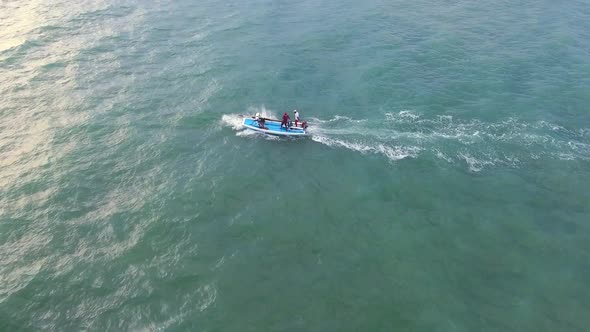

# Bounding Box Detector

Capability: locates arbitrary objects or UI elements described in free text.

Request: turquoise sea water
[1,0,590,330]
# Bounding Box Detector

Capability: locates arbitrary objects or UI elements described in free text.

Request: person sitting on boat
[293,110,300,127]
[281,112,290,130]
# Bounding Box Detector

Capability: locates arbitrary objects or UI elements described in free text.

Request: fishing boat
[242,115,309,137]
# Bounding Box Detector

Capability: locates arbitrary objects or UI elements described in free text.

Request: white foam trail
[220,114,244,130]
[312,135,419,161]
[307,115,366,124]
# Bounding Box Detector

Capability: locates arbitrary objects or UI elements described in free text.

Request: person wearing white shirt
[293,110,300,127]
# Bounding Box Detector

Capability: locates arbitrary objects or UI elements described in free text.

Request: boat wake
[310,111,590,171]
[311,135,421,161]
[306,114,421,162]
[222,107,590,171]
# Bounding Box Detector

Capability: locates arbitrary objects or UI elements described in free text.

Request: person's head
[255,113,260,117]
[293,110,298,113]
[284,112,288,115]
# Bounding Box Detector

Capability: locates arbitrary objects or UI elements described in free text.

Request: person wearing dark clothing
[254,112,266,128]
[281,112,290,130]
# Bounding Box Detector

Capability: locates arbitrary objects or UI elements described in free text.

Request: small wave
[312,135,419,161]
[556,153,576,161]
[385,110,421,122]
[567,141,590,159]
[399,110,421,120]
[534,120,570,133]
[458,152,495,172]
[434,149,454,163]
[235,129,255,137]
[196,284,217,311]
[235,129,280,140]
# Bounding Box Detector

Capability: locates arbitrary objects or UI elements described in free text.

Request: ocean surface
[1,0,590,331]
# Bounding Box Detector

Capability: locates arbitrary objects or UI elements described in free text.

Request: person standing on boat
[281,112,290,130]
[293,110,300,127]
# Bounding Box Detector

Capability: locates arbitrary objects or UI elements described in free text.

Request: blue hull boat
[242,117,309,137]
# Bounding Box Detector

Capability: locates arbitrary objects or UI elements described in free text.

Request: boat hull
[242,117,308,137]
